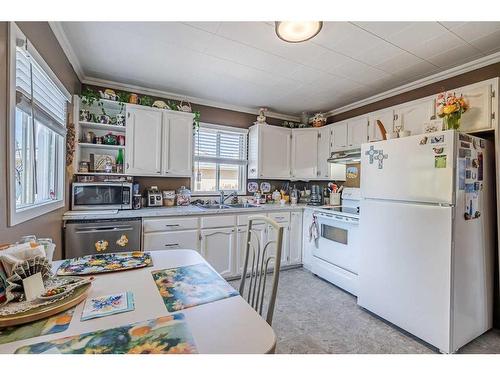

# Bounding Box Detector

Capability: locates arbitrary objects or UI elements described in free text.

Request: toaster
[147,186,163,207]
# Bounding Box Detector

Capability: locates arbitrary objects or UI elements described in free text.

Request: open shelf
[78,143,125,150]
[79,121,126,132]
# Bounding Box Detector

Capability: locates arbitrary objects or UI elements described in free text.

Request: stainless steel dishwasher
[64,218,142,258]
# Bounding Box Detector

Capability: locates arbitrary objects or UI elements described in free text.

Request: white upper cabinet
[291,129,319,179]
[125,104,193,177]
[455,79,496,132]
[126,105,163,175]
[347,116,369,148]
[162,112,193,177]
[332,116,368,151]
[317,126,332,179]
[248,124,291,179]
[332,122,348,151]
[368,108,395,141]
[394,98,435,136]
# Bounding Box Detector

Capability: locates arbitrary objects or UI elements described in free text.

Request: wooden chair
[238,215,283,326]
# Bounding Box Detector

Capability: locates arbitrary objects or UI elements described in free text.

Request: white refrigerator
[358,130,495,353]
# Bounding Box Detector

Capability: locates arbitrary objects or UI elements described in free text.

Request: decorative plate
[56,252,153,276]
[260,182,271,193]
[247,182,258,193]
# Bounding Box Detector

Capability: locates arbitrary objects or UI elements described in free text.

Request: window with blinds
[193,124,248,194]
[10,25,69,225]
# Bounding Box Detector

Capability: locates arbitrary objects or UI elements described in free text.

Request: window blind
[194,126,247,165]
[15,47,67,127]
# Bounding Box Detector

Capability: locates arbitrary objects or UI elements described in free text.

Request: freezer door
[361,130,455,204]
[358,199,453,353]
[451,135,494,351]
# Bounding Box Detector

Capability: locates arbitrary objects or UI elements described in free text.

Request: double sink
[197,203,260,210]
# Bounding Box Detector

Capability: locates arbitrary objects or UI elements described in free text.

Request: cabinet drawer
[237,213,268,226]
[268,212,290,224]
[143,217,199,233]
[200,215,236,229]
[143,229,199,251]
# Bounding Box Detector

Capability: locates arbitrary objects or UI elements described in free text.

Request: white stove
[311,188,360,295]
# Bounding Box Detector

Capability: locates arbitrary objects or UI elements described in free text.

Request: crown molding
[325,51,500,118]
[48,21,85,82]
[48,21,300,122]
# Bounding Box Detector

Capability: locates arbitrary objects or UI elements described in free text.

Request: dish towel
[309,215,319,242]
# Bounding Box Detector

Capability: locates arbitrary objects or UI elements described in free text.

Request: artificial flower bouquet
[436,92,469,130]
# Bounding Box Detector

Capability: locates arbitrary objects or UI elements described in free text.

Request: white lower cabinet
[143,210,304,279]
[302,209,316,270]
[143,229,199,252]
[200,227,236,278]
[236,223,267,275]
[289,211,303,265]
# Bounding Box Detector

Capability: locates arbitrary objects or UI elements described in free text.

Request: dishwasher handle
[75,226,135,233]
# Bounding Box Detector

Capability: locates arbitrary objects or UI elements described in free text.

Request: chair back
[239,215,283,326]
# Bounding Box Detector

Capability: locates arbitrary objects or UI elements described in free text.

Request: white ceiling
[57,21,500,116]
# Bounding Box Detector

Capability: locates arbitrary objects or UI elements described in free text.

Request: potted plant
[139,95,153,107]
[436,92,469,130]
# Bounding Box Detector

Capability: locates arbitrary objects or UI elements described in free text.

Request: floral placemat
[81,292,134,321]
[57,252,152,276]
[0,307,75,345]
[15,313,197,354]
[152,263,238,312]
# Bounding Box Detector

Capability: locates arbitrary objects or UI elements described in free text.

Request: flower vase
[443,112,461,130]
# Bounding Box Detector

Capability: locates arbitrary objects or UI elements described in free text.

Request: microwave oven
[71,182,133,210]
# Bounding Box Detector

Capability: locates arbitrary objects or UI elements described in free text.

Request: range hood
[327,149,361,164]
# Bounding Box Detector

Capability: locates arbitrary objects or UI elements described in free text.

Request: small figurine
[255,107,268,125]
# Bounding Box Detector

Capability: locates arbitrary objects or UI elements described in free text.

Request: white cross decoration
[374,151,388,169]
[365,146,379,164]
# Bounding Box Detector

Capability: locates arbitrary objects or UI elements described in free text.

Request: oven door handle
[75,226,135,233]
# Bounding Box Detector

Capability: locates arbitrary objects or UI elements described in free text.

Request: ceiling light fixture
[275,21,323,43]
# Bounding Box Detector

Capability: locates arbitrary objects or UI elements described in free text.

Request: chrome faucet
[219,190,238,205]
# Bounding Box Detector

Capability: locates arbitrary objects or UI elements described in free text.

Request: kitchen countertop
[62,203,313,221]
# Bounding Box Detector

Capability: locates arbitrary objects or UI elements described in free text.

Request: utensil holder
[330,193,341,206]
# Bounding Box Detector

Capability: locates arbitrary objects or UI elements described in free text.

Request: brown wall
[85,84,284,128]
[328,62,500,123]
[84,84,287,193]
[0,22,81,259]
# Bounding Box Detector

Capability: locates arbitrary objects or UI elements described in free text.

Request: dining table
[0,250,276,354]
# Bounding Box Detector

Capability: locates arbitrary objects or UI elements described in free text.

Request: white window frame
[7,23,71,226]
[192,122,248,196]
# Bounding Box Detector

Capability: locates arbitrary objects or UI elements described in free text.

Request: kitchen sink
[197,203,259,210]
[225,203,259,209]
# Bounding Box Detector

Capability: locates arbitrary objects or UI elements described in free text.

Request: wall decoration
[15,314,197,354]
[152,263,238,312]
[57,252,152,276]
[247,182,258,193]
[81,292,134,321]
[260,182,271,193]
[0,307,75,345]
